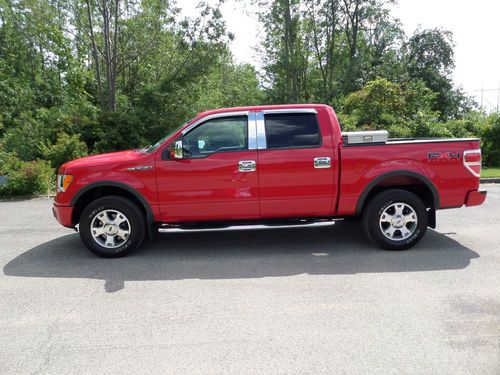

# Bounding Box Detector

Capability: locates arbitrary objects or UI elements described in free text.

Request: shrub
[0,151,54,197]
[412,111,453,138]
[1,112,47,161]
[482,114,500,167]
[39,132,88,171]
[93,112,148,153]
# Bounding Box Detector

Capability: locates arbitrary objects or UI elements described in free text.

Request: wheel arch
[71,181,155,239]
[355,170,440,222]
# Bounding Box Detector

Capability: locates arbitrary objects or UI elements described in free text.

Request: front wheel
[363,189,428,250]
[79,196,146,257]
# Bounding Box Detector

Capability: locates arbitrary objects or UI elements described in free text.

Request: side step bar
[158,219,341,234]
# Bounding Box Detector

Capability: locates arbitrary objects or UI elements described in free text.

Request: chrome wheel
[90,209,131,249]
[379,202,418,241]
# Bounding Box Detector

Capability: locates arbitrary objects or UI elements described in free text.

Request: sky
[180,0,500,110]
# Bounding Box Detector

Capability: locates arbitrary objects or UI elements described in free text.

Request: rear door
[256,108,336,218]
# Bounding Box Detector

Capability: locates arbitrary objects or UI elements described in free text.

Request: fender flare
[355,170,440,215]
[70,181,155,239]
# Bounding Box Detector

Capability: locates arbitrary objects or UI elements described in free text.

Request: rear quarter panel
[337,139,481,215]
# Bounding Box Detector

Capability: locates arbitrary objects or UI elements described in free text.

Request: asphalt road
[1,186,499,374]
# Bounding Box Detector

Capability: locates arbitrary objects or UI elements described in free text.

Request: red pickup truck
[53,104,486,257]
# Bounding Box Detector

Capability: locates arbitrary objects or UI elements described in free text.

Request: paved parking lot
[0,186,499,374]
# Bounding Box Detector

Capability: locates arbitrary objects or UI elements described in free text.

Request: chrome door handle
[239,160,256,172]
[314,157,331,169]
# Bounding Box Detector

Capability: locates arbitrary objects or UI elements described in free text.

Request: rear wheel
[363,189,428,250]
[79,196,145,257]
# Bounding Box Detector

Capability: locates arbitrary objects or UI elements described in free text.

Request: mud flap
[427,207,436,229]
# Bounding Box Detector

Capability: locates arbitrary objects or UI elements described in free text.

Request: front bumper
[465,190,487,207]
[52,203,75,227]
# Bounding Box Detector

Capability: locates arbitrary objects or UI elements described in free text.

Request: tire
[363,189,428,251]
[79,195,146,258]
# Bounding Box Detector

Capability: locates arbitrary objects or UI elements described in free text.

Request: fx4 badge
[427,152,461,161]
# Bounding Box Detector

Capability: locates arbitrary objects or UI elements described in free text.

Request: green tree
[405,28,476,119]
[339,78,439,137]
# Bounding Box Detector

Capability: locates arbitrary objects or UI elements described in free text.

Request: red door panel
[257,110,337,218]
[258,148,335,217]
[156,151,259,222]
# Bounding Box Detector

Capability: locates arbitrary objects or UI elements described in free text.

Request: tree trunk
[85,0,105,109]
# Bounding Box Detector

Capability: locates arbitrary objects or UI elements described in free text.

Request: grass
[481,167,500,178]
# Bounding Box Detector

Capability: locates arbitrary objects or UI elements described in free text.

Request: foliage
[0,150,53,197]
[92,112,148,153]
[0,0,498,196]
[1,112,48,161]
[481,114,500,167]
[339,78,439,137]
[405,28,477,120]
[39,132,88,171]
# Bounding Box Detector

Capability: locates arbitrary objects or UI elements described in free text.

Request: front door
[156,113,259,223]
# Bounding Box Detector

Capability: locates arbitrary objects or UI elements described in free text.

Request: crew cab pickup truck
[53,104,487,257]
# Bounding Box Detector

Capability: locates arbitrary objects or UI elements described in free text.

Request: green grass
[481,167,500,178]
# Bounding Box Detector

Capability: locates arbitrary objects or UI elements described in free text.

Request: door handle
[239,160,256,172]
[314,157,331,169]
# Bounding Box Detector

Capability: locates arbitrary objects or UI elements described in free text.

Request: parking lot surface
[0,186,499,374]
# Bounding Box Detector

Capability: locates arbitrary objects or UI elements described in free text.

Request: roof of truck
[196,104,332,118]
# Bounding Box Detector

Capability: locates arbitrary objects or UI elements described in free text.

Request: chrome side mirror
[172,140,183,159]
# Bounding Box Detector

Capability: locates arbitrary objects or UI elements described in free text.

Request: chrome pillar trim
[248,112,258,150]
[255,111,267,150]
[182,111,249,135]
[262,108,318,114]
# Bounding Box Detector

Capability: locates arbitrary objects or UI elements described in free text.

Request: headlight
[57,174,73,193]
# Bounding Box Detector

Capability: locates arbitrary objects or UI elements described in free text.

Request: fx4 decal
[427,152,461,161]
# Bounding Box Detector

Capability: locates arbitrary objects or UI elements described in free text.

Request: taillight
[463,150,482,177]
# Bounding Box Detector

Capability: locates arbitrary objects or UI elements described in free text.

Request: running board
[157,219,340,234]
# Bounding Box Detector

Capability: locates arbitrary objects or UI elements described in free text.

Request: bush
[1,112,48,161]
[482,114,500,167]
[39,132,88,171]
[339,78,440,138]
[0,151,54,197]
[93,112,148,153]
[341,78,406,130]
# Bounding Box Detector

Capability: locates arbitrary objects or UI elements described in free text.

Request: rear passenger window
[264,113,321,149]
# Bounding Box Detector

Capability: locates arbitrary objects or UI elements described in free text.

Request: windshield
[144,118,195,153]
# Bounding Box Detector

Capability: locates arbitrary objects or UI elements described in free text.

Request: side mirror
[171,140,184,159]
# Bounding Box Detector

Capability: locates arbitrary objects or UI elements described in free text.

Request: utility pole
[473,87,500,113]
[497,82,500,113]
[480,84,484,109]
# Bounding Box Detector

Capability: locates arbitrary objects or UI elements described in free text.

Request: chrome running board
[158,219,340,234]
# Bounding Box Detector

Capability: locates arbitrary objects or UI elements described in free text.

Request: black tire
[363,189,428,251]
[79,195,146,258]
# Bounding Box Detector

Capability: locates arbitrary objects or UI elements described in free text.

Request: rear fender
[355,170,440,215]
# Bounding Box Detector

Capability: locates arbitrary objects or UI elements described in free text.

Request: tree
[259,0,310,103]
[259,0,404,103]
[405,28,476,119]
[339,78,439,137]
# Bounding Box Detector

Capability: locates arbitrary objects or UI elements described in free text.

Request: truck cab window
[183,116,248,158]
[264,113,320,149]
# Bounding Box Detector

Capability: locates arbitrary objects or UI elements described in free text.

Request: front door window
[183,116,248,158]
